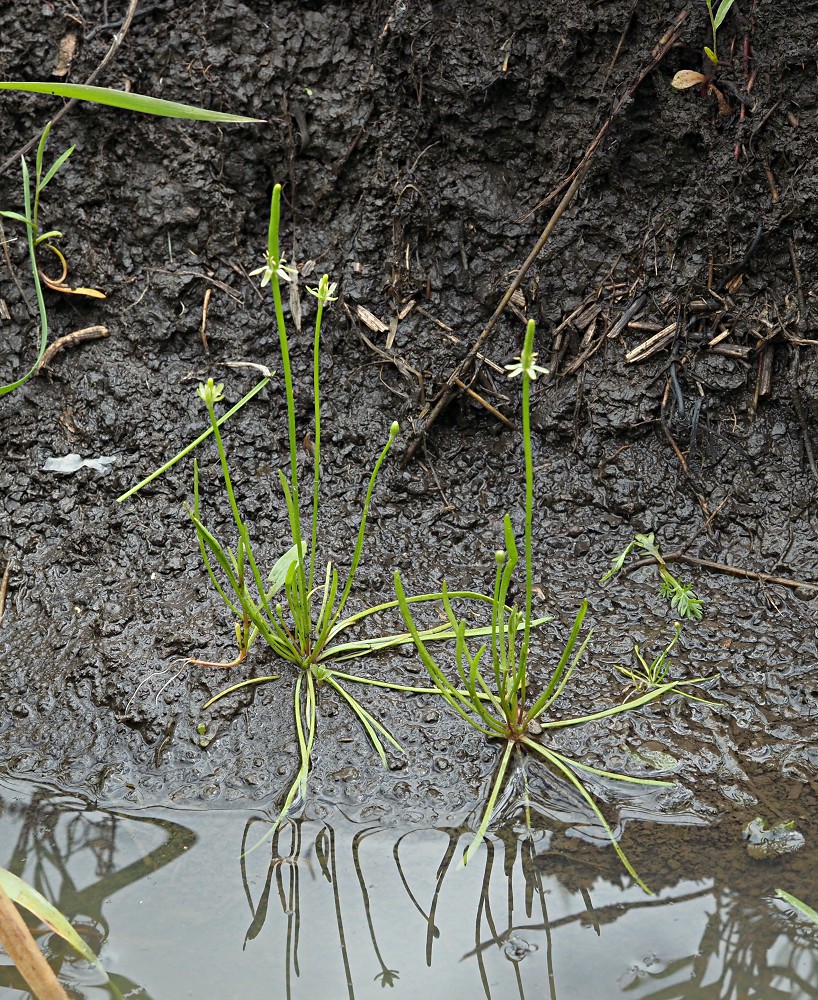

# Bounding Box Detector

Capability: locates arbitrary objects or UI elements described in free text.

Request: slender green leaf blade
[777,889,818,926]
[0,82,264,123]
[0,210,30,225]
[0,868,107,979]
[713,0,735,30]
[40,145,75,191]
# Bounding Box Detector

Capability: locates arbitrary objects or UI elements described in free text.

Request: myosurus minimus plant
[396,320,689,889]
[190,185,531,850]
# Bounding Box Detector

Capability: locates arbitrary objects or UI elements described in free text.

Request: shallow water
[2,775,817,1000]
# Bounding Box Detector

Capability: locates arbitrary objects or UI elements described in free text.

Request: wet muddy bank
[0,0,816,861]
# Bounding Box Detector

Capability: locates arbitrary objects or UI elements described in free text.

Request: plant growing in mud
[601,532,703,620]
[703,0,736,66]
[614,621,715,704]
[191,185,524,848]
[0,84,260,398]
[670,0,735,101]
[396,320,681,889]
[0,122,77,397]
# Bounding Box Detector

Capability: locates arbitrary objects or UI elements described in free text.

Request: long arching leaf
[0,82,263,123]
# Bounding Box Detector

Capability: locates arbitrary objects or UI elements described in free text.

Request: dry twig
[36,325,109,372]
[627,551,818,595]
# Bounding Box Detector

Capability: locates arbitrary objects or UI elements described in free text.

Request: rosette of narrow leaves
[185,185,528,850]
[396,320,683,891]
[614,622,717,704]
[396,557,677,889]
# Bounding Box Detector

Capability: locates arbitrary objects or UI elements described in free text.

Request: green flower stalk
[186,184,520,851]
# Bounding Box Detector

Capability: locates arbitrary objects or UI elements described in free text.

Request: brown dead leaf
[671,70,707,90]
[40,273,106,299]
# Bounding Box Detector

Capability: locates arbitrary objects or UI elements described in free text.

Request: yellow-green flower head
[197,378,225,406]
[306,273,339,305]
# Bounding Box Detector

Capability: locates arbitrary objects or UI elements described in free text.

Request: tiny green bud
[390,421,399,437]
[495,550,506,565]
[196,722,207,735]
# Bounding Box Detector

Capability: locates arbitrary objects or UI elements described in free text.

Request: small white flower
[197,378,225,406]
[250,254,297,288]
[504,351,549,381]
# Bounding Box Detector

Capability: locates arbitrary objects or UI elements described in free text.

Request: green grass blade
[34,120,51,186]
[713,0,735,29]
[323,670,454,696]
[40,145,75,191]
[539,680,681,729]
[314,564,339,638]
[325,676,402,761]
[203,675,280,709]
[191,463,242,619]
[533,744,649,893]
[187,511,295,659]
[527,629,593,723]
[0,159,49,397]
[0,867,108,980]
[536,744,673,787]
[324,588,505,639]
[278,471,310,645]
[0,210,30,226]
[117,376,271,501]
[527,600,589,716]
[776,889,818,926]
[461,740,515,867]
[0,82,263,122]
[327,422,399,629]
[393,574,502,736]
[241,682,313,856]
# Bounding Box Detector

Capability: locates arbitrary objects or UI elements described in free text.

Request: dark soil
[1,0,817,867]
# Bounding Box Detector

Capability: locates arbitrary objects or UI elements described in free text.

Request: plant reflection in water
[4,779,818,998]
[239,807,818,1000]
[0,780,196,998]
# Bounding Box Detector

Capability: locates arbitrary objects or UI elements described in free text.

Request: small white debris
[43,454,117,475]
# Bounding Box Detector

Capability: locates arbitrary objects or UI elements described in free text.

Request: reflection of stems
[475,840,495,1000]
[521,837,557,1000]
[426,831,461,966]
[392,832,440,938]
[277,824,301,999]
[352,829,399,987]
[326,826,355,1000]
